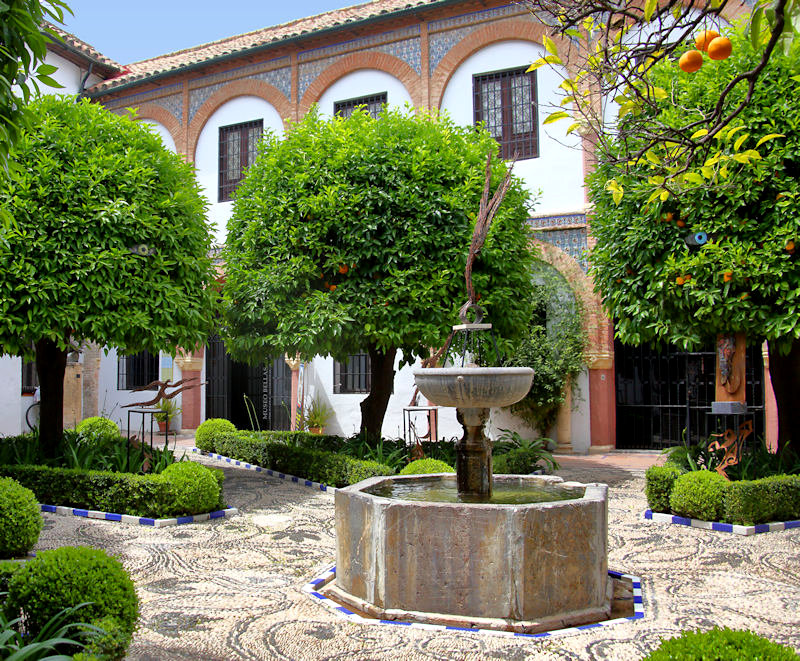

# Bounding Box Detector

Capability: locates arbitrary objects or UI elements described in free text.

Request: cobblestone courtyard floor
[36,453,800,660]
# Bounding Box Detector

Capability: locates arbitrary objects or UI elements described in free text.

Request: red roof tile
[44,22,123,75]
[89,0,446,94]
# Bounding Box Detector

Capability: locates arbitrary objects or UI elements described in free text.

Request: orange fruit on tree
[694,30,720,51]
[676,219,686,228]
[707,36,732,61]
[338,264,349,274]
[329,284,337,292]
[723,271,733,282]
[676,276,685,285]
[786,240,795,252]
[684,274,692,282]
[679,50,703,73]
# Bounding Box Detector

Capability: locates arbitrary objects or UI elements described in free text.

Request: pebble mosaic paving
[35,455,800,660]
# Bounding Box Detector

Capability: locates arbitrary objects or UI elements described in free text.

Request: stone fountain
[328,157,610,632]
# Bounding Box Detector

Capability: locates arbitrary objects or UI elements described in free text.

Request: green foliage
[0,477,42,558]
[669,471,728,521]
[75,417,119,440]
[726,440,800,481]
[492,429,559,472]
[724,474,800,525]
[153,399,180,425]
[211,431,393,487]
[160,461,220,516]
[643,627,800,660]
[645,464,683,513]
[0,463,223,518]
[300,397,333,431]
[0,95,215,361]
[195,418,237,453]
[0,0,70,173]
[588,27,800,351]
[222,106,534,434]
[337,434,407,472]
[399,458,454,475]
[6,546,138,659]
[0,562,21,594]
[506,261,585,434]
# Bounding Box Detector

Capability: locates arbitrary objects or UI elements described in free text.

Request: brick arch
[133,103,183,155]
[187,78,293,162]
[430,18,578,111]
[531,239,610,356]
[299,51,422,115]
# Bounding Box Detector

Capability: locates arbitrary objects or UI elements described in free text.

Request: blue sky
[61,1,369,65]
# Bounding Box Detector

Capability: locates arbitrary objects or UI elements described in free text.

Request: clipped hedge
[0,476,42,558]
[399,458,454,475]
[0,462,224,518]
[206,432,393,487]
[642,627,799,660]
[6,546,138,660]
[645,464,683,513]
[724,474,800,526]
[195,418,237,452]
[669,471,728,522]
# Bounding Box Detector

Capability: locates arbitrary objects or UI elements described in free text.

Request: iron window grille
[21,358,38,394]
[218,119,263,202]
[333,92,388,119]
[334,353,371,394]
[118,350,158,390]
[473,67,539,160]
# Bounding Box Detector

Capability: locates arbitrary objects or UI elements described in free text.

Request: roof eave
[88,0,462,99]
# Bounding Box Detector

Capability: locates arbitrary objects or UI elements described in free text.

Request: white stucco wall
[141,119,177,152]
[0,357,23,436]
[193,96,286,244]
[315,69,414,118]
[43,51,102,96]
[440,40,586,214]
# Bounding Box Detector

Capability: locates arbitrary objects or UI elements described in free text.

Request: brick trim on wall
[186,78,294,162]
[133,103,185,156]
[429,18,577,111]
[298,51,423,115]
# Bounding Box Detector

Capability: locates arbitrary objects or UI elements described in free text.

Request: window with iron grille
[118,350,158,390]
[334,353,371,394]
[218,119,263,202]
[333,92,387,119]
[473,67,538,160]
[21,358,38,394]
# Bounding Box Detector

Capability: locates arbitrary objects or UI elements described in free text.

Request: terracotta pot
[309,426,323,435]
[157,420,167,433]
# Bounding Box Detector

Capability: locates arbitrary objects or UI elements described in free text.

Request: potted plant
[303,397,332,434]
[153,398,181,433]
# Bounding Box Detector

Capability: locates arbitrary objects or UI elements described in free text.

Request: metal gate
[615,340,765,449]
[205,336,292,431]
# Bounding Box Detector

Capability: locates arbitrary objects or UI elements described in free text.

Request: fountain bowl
[412,366,534,409]
[333,473,609,631]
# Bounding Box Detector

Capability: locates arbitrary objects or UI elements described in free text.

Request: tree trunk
[768,338,800,456]
[35,338,67,458]
[359,346,397,441]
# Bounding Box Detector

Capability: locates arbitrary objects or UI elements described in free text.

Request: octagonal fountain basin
[412,367,534,409]
[332,474,609,632]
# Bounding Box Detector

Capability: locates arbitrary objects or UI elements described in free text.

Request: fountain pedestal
[456,407,492,498]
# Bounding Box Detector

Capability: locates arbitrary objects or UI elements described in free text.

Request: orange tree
[0,97,215,456]
[221,107,534,440]
[588,27,800,453]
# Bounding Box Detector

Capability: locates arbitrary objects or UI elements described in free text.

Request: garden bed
[644,508,800,536]
[39,503,239,528]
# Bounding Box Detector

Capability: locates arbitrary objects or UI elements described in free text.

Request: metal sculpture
[709,419,754,479]
[717,334,741,394]
[122,376,205,409]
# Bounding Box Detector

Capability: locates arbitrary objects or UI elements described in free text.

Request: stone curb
[193,448,335,494]
[644,509,800,535]
[39,503,239,528]
[302,566,644,638]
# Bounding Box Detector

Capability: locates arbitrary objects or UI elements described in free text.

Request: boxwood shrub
[6,546,138,660]
[205,432,393,487]
[194,418,237,452]
[724,474,800,525]
[0,476,42,558]
[669,471,728,522]
[645,464,683,513]
[161,462,220,515]
[399,458,454,475]
[0,462,224,518]
[643,627,799,660]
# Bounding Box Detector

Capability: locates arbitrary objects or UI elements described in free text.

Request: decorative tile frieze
[299,56,341,100]
[299,25,419,62]
[528,213,587,229]
[428,3,526,32]
[189,56,291,93]
[373,37,421,74]
[103,82,184,124]
[428,25,479,75]
[532,224,589,272]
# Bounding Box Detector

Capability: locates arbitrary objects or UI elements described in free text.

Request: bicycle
[25,401,40,431]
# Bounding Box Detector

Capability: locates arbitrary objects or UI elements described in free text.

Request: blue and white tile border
[39,503,239,528]
[644,509,800,535]
[193,448,335,494]
[302,566,644,639]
